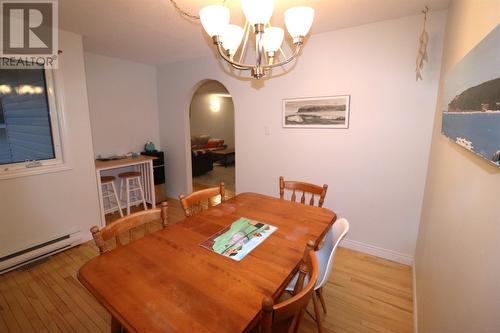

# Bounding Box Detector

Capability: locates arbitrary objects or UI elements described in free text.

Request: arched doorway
[189,80,235,196]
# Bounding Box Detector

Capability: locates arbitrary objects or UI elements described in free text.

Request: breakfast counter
[95,156,156,226]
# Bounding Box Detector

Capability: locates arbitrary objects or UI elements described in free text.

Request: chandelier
[198,0,314,79]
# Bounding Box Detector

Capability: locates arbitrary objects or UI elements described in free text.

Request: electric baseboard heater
[0,231,82,274]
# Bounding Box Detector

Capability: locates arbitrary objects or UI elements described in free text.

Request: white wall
[415,1,500,332]
[0,31,101,257]
[157,12,446,259]
[84,53,160,157]
[190,83,235,148]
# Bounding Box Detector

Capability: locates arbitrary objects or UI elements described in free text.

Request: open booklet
[200,217,278,261]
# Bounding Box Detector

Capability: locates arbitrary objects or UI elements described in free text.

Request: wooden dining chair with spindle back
[279,176,328,208]
[90,201,169,254]
[179,182,225,217]
[258,240,319,333]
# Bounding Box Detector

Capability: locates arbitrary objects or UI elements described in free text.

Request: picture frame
[282,95,350,129]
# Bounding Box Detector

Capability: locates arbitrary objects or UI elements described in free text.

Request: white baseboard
[413,263,418,333]
[340,238,414,266]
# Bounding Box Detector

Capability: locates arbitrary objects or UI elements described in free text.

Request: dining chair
[279,176,328,208]
[259,240,319,333]
[90,201,169,254]
[179,182,225,217]
[285,218,350,333]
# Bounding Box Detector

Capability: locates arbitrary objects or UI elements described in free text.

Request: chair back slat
[90,202,168,254]
[279,177,285,199]
[279,176,328,208]
[260,240,319,333]
[318,193,326,208]
[179,183,225,217]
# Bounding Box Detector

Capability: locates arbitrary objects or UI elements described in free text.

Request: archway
[188,80,235,196]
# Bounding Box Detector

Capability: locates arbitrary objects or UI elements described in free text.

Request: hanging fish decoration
[416,6,429,81]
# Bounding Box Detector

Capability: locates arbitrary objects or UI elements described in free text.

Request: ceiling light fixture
[210,98,221,112]
[197,0,314,80]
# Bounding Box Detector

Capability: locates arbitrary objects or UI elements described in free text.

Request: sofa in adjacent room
[191,135,227,177]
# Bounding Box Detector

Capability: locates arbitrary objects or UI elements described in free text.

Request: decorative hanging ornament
[416,6,429,81]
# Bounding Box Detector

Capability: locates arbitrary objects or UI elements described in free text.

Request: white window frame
[0,69,70,180]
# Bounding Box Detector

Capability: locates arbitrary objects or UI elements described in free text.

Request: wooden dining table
[78,192,337,333]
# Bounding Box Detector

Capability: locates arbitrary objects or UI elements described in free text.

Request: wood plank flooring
[0,196,413,333]
[193,164,235,193]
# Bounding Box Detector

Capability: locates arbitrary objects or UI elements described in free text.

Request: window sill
[0,163,72,180]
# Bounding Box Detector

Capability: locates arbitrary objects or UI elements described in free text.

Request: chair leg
[312,292,323,333]
[137,177,147,211]
[292,309,305,333]
[317,287,327,314]
[106,183,113,211]
[119,178,124,203]
[100,183,108,212]
[111,316,122,333]
[111,181,123,217]
[125,179,131,216]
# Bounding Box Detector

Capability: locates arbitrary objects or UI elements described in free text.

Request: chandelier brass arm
[212,29,305,79]
[263,39,303,69]
[213,36,253,70]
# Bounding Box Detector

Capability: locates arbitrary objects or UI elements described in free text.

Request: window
[0,66,65,178]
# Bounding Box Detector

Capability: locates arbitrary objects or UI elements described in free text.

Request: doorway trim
[184,79,236,195]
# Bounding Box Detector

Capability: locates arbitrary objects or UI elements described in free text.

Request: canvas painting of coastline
[442,25,500,167]
[283,95,350,128]
[200,217,277,261]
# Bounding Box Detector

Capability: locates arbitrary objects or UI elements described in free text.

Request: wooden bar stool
[119,171,147,215]
[100,176,123,218]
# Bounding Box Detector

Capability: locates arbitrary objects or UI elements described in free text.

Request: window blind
[0,68,55,165]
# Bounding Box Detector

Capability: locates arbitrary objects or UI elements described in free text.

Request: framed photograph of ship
[442,25,500,167]
[283,95,350,129]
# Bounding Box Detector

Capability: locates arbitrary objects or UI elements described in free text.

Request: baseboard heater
[0,231,82,274]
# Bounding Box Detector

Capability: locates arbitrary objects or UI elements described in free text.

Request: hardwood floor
[192,182,236,200]
[192,164,235,193]
[299,248,413,333]
[0,197,413,333]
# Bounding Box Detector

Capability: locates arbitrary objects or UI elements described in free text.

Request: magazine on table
[200,217,277,261]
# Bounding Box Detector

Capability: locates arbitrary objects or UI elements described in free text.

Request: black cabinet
[141,151,165,185]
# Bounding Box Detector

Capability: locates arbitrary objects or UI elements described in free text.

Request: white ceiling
[59,0,450,65]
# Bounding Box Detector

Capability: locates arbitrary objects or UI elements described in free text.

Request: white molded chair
[286,218,350,333]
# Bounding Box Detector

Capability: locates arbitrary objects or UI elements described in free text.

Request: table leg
[148,161,156,208]
[96,170,106,227]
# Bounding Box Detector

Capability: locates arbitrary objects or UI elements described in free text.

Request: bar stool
[100,176,123,218]
[119,171,147,215]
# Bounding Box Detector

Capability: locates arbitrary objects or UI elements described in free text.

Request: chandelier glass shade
[241,0,274,25]
[199,5,230,37]
[199,0,314,79]
[221,24,244,55]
